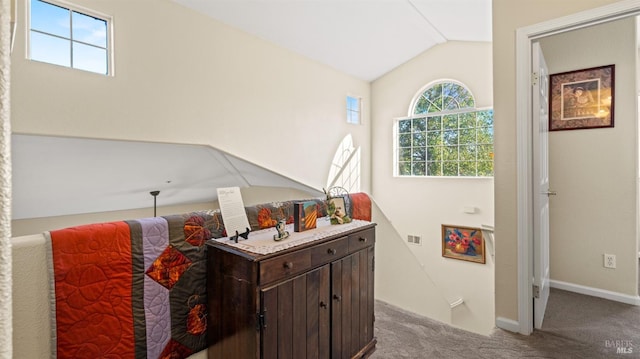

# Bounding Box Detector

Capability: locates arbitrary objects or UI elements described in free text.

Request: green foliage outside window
[397,82,494,177]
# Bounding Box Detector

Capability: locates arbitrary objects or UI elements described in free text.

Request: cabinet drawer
[311,236,349,267]
[259,249,311,285]
[348,227,375,253]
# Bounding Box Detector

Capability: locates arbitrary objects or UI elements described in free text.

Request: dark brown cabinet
[207,224,376,359]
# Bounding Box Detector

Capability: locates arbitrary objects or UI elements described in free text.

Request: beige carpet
[372,288,640,358]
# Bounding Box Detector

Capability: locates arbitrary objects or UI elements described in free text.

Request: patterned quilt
[44,194,371,358]
[46,212,220,359]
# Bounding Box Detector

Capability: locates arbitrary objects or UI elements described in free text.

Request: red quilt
[50,222,135,358]
[48,213,211,359]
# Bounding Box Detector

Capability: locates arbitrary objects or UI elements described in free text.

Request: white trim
[515,0,640,335]
[495,317,520,333]
[550,280,640,306]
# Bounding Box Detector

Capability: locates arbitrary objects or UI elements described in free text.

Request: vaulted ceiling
[171,0,492,81]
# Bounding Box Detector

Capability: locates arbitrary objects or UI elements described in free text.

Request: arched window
[327,134,361,193]
[396,81,493,177]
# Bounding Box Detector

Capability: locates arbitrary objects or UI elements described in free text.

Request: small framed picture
[294,201,317,232]
[442,224,485,264]
[549,64,614,131]
[328,196,351,225]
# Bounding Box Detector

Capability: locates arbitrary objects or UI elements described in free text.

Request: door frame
[515,0,640,335]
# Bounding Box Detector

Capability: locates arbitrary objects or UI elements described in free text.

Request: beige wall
[539,17,637,295]
[493,0,625,322]
[10,0,371,195]
[371,41,495,334]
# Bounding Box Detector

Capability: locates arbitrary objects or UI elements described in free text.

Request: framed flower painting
[442,224,485,264]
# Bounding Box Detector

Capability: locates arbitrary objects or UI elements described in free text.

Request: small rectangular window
[346,96,361,124]
[29,0,111,75]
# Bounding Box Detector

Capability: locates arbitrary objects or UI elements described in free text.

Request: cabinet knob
[319,301,328,309]
[359,237,367,242]
[333,294,342,302]
[283,262,293,269]
[327,248,337,255]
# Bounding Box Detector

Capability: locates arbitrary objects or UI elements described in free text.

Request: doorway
[515,3,640,335]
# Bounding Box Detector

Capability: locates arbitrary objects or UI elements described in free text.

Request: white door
[532,42,551,329]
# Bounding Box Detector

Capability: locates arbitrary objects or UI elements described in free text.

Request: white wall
[492,0,624,323]
[539,17,638,296]
[371,41,495,335]
[10,0,371,195]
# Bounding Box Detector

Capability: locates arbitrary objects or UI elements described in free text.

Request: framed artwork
[549,64,614,131]
[442,224,485,264]
[294,201,317,232]
[328,196,351,225]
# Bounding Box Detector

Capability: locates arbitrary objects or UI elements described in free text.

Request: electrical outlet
[604,254,616,269]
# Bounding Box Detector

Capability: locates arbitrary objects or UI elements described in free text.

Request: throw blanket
[46,212,216,359]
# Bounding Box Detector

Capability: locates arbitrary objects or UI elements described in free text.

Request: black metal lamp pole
[150,190,160,217]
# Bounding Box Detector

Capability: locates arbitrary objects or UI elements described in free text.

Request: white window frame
[394,81,494,178]
[27,0,114,75]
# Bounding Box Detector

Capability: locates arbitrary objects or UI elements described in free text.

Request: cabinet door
[261,265,330,359]
[331,247,375,359]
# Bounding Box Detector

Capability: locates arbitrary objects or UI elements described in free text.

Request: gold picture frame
[442,224,485,264]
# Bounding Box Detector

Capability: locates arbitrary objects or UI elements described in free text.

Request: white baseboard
[550,280,640,306]
[495,317,520,333]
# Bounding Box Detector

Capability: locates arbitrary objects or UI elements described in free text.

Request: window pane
[73,42,107,74]
[427,161,442,176]
[426,131,441,145]
[399,134,411,147]
[442,94,459,111]
[398,120,411,133]
[477,161,494,176]
[399,148,412,162]
[426,146,440,161]
[459,112,476,129]
[443,115,458,130]
[443,130,458,146]
[423,84,442,112]
[30,31,70,67]
[398,162,411,176]
[443,161,458,176]
[427,116,441,131]
[72,11,107,47]
[347,96,358,111]
[347,111,357,124]
[460,145,477,161]
[443,146,458,161]
[412,118,426,132]
[478,145,494,161]
[459,129,476,144]
[412,132,426,147]
[412,162,426,176]
[459,161,477,176]
[477,126,493,144]
[414,96,429,114]
[477,110,493,127]
[31,0,70,38]
[412,148,426,161]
